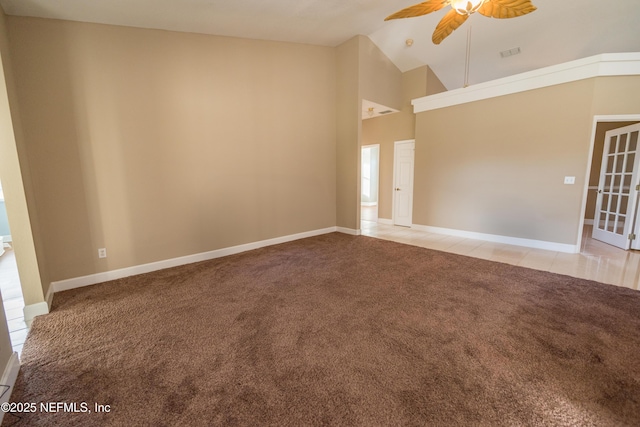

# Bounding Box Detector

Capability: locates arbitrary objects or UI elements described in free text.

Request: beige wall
[362,66,445,220]
[0,7,16,370]
[358,36,402,111]
[336,37,360,230]
[0,10,46,308]
[592,76,640,114]
[414,76,640,245]
[336,35,403,229]
[415,79,596,244]
[6,14,639,291]
[8,17,337,284]
[426,66,447,96]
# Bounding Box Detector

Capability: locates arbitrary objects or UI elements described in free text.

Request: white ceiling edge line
[412,52,640,113]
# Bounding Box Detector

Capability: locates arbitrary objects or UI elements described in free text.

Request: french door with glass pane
[592,123,640,249]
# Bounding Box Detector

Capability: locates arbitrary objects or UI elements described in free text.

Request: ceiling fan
[385,0,537,45]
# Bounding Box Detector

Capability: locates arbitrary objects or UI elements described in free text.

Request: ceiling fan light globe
[451,0,486,15]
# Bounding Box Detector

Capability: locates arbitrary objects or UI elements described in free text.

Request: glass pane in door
[593,123,640,249]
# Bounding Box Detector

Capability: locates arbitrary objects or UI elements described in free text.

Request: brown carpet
[4,233,640,426]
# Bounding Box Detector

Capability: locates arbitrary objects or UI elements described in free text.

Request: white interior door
[393,140,415,227]
[592,123,640,249]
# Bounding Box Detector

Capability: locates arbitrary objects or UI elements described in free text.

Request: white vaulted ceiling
[1,0,639,89]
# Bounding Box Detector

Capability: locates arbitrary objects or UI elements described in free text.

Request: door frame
[578,114,640,251]
[392,139,415,227]
[591,123,640,249]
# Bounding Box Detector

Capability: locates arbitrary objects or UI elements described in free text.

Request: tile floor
[0,246,26,355]
[361,206,640,291]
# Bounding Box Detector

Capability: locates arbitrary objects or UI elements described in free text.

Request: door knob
[395,188,401,191]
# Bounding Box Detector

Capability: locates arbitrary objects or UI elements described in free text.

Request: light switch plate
[564,176,576,185]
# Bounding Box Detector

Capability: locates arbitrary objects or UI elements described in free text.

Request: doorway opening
[0,179,27,355]
[361,145,380,223]
[581,115,640,253]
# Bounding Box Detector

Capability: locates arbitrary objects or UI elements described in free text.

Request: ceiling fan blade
[432,9,469,44]
[385,0,449,21]
[478,0,537,19]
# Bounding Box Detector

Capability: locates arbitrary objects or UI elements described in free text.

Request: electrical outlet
[98,248,107,258]
[564,176,575,185]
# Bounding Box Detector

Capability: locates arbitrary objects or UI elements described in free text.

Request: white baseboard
[336,227,361,236]
[48,227,341,300]
[377,218,393,225]
[23,302,49,323]
[411,224,579,253]
[0,352,20,425]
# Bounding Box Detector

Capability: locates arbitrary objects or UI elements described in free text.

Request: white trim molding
[392,140,416,227]
[48,227,350,301]
[23,302,49,324]
[412,53,640,113]
[411,224,579,254]
[0,352,20,425]
[336,227,361,236]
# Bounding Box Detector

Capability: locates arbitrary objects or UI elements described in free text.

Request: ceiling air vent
[500,47,521,58]
[379,110,394,115]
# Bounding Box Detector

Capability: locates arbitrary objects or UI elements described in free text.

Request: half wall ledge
[412,53,640,113]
